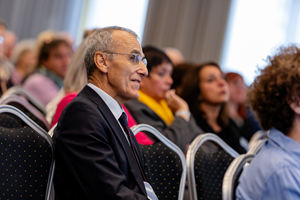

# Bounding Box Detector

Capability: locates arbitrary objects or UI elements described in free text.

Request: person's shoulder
[125,99,147,111]
[23,73,49,84]
[23,73,57,89]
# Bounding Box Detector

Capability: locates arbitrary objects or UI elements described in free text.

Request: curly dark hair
[179,62,229,128]
[248,45,300,134]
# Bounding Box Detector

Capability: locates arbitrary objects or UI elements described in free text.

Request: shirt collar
[87,83,123,120]
[269,128,300,159]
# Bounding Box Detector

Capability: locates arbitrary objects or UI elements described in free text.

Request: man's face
[43,43,72,78]
[105,30,148,104]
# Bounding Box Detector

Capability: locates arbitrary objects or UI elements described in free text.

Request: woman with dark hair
[179,62,246,154]
[23,38,73,106]
[171,62,196,93]
[125,45,203,152]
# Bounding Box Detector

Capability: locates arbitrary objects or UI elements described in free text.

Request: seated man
[236,45,300,199]
[53,26,157,199]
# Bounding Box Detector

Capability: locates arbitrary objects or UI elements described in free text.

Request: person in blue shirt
[236,45,300,200]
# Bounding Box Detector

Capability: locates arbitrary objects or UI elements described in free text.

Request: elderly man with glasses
[53,26,157,200]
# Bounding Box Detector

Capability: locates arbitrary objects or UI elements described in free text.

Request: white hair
[83,26,138,78]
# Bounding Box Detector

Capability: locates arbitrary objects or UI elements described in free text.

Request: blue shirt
[236,128,300,200]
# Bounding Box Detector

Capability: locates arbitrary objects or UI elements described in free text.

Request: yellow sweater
[138,91,174,125]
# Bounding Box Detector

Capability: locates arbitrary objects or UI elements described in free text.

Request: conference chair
[0,105,54,200]
[0,95,50,131]
[222,154,255,200]
[248,130,269,148]
[247,138,267,155]
[1,86,46,115]
[186,133,240,200]
[131,124,186,200]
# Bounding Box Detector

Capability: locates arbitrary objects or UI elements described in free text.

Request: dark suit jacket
[53,86,148,200]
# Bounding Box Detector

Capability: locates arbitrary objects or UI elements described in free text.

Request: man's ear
[94,51,108,73]
[290,101,300,114]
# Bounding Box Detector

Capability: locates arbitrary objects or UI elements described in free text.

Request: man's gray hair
[84,26,138,78]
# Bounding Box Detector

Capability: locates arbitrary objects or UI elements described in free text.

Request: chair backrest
[1,86,46,115]
[247,138,267,155]
[248,130,269,148]
[131,124,186,200]
[0,105,54,200]
[222,154,255,200]
[186,133,240,200]
[0,112,26,128]
[48,123,57,138]
[0,95,50,131]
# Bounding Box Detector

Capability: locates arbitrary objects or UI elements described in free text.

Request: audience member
[53,26,157,199]
[49,38,153,145]
[3,30,17,59]
[0,23,14,96]
[171,62,196,93]
[236,45,300,199]
[46,28,99,123]
[179,62,246,154]
[23,38,73,106]
[9,39,37,85]
[164,47,185,66]
[226,72,261,141]
[48,39,87,126]
[125,45,203,152]
[34,30,56,56]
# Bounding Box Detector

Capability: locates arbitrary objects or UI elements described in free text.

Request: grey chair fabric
[0,105,54,200]
[131,124,186,200]
[186,133,239,200]
[222,154,255,200]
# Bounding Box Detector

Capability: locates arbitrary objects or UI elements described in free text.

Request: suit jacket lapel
[81,86,147,196]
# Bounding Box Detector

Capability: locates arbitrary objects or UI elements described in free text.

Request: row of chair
[132,124,268,200]
[0,102,268,200]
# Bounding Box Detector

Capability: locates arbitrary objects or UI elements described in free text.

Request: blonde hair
[63,39,87,93]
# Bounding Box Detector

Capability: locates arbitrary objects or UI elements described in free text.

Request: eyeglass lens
[135,55,147,66]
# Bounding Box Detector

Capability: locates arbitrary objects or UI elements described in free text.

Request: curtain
[142,0,232,64]
[0,0,84,40]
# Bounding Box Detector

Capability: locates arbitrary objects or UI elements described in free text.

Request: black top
[194,116,246,154]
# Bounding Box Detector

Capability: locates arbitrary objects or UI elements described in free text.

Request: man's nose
[139,62,148,77]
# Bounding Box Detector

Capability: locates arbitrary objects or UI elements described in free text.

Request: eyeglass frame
[102,51,147,66]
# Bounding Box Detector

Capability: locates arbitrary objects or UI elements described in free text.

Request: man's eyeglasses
[103,51,147,66]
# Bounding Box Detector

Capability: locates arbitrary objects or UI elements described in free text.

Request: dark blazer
[125,99,204,152]
[53,86,148,200]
